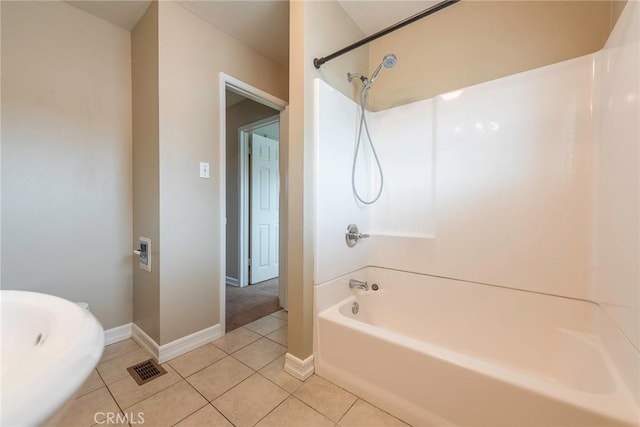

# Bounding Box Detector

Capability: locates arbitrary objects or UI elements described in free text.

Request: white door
[250,134,279,284]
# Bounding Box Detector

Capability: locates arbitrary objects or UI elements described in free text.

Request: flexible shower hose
[352,88,384,205]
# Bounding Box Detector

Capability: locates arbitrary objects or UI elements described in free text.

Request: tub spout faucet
[349,279,369,291]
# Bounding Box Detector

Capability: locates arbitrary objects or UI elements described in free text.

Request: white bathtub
[314,267,639,426]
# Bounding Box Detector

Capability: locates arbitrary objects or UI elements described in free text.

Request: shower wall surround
[315,82,373,284]
[593,1,639,399]
[315,0,638,404]
[315,54,594,299]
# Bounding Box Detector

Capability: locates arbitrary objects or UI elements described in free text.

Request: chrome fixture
[366,54,397,90]
[345,223,370,248]
[349,279,369,291]
[352,301,360,314]
[348,54,397,205]
[346,54,397,90]
[347,72,367,85]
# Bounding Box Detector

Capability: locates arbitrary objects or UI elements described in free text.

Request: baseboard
[226,276,240,287]
[157,324,223,364]
[131,323,160,360]
[104,323,132,346]
[284,352,315,380]
[131,322,224,364]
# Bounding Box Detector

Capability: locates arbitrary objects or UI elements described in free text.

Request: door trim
[219,73,287,334]
[238,115,279,288]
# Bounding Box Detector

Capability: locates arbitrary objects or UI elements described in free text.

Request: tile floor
[62,310,410,427]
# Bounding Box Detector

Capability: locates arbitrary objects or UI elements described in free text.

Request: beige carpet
[225,277,280,332]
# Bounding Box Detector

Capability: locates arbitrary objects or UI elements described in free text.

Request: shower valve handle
[345,224,369,248]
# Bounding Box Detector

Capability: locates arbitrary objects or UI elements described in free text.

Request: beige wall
[132,1,160,342]
[1,1,132,329]
[225,98,279,281]
[157,1,288,344]
[1,0,3,274]
[612,0,629,26]
[368,1,616,111]
[287,0,369,359]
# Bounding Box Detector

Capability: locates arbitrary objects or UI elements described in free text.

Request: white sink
[1,290,104,426]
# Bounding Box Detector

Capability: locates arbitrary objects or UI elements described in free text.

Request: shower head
[367,53,397,88]
[382,54,398,68]
[347,54,397,90]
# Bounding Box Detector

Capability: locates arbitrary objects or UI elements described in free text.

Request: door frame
[237,115,279,288]
[219,73,287,333]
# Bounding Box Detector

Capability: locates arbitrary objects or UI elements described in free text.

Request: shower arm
[313,0,460,69]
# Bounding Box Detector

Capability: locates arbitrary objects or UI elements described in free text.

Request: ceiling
[64,1,152,31]
[253,122,279,141]
[177,1,289,66]
[226,90,247,108]
[64,1,441,67]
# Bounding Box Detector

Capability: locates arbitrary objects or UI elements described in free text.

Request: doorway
[220,74,287,333]
[237,117,280,287]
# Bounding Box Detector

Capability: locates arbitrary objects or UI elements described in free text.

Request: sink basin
[1,290,104,426]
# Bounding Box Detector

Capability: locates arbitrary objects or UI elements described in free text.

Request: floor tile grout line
[227,336,269,354]
[211,403,237,427]
[177,349,268,389]
[185,368,239,408]
[95,369,130,424]
[99,342,143,365]
[120,380,223,427]
[353,396,413,426]
[167,399,209,427]
[255,370,297,396]
[243,315,288,336]
[269,324,288,332]
[336,397,359,425]
[263,324,288,342]
[228,347,288,372]
[115,384,162,413]
[227,352,262,372]
[206,369,261,405]
[169,352,228,380]
[249,391,290,427]
[214,332,263,353]
[262,333,287,347]
[244,324,287,337]
[209,368,295,423]
[252,347,303,393]
[314,373,362,401]
[114,372,185,414]
[183,378,219,410]
[74,386,103,400]
[284,392,337,425]
[291,388,344,425]
[73,371,106,399]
